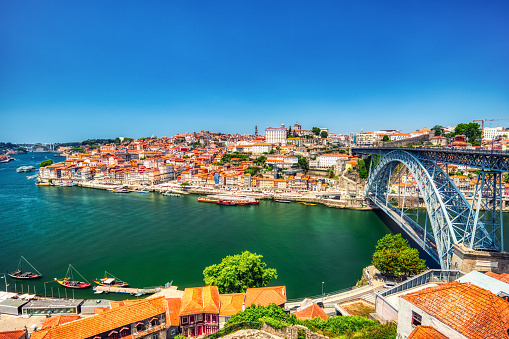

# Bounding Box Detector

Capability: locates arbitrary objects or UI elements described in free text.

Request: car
[316,302,324,308]
[384,282,395,289]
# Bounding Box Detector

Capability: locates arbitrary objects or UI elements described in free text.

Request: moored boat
[93,271,129,287]
[274,200,291,203]
[55,264,91,289]
[113,188,130,193]
[198,196,219,203]
[7,256,42,279]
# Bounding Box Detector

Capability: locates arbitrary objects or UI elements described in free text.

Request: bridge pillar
[450,244,509,274]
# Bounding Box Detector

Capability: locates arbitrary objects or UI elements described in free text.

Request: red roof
[179,286,220,316]
[0,331,26,339]
[408,326,447,339]
[244,286,286,307]
[293,304,328,321]
[401,281,509,339]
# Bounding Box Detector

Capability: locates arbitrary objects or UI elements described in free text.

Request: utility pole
[1,275,8,292]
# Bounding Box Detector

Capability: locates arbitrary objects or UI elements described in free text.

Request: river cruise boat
[16,166,36,173]
[93,271,129,287]
[55,264,91,289]
[7,256,42,279]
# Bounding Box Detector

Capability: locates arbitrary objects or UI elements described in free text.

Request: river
[1,153,507,300]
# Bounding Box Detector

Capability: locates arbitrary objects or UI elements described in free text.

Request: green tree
[358,159,368,178]
[453,122,481,146]
[312,127,321,136]
[245,167,261,176]
[254,156,266,165]
[382,135,390,142]
[321,131,328,138]
[372,234,426,277]
[39,159,53,167]
[203,251,278,294]
[431,125,445,137]
[298,157,309,170]
[504,173,509,183]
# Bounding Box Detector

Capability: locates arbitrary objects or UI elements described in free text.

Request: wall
[260,323,329,339]
[450,244,509,274]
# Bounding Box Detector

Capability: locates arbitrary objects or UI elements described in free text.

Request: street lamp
[322,282,324,297]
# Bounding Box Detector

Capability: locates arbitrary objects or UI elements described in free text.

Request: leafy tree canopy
[372,234,426,277]
[452,122,481,146]
[358,159,369,178]
[312,127,321,136]
[39,159,54,167]
[245,167,261,176]
[431,125,445,137]
[382,135,390,142]
[203,251,277,294]
[320,131,328,138]
[298,157,309,170]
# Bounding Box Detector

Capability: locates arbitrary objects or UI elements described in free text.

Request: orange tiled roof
[41,315,80,329]
[179,286,220,316]
[219,293,245,316]
[244,286,286,307]
[408,326,447,339]
[293,304,328,321]
[30,297,166,339]
[166,298,182,326]
[0,330,26,339]
[485,271,509,284]
[401,281,509,339]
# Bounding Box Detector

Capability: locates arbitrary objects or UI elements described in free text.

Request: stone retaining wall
[260,323,329,339]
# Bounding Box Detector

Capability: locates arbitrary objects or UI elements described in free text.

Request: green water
[0,153,390,300]
[2,153,507,301]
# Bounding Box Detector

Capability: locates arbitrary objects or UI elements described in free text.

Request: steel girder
[366,150,494,269]
[353,147,509,172]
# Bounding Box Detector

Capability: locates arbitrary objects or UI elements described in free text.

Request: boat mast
[21,256,42,275]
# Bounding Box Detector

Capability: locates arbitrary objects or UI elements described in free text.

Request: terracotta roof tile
[166,298,182,326]
[485,271,509,284]
[30,296,166,339]
[245,286,286,307]
[408,326,447,339]
[293,304,328,321]
[219,293,245,316]
[41,316,80,329]
[179,286,220,316]
[401,281,509,339]
[0,330,26,339]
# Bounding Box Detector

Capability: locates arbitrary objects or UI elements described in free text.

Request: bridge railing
[353,146,509,156]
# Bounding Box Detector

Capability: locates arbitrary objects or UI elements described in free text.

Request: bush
[205,321,262,339]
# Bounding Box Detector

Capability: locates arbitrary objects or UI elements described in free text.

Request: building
[265,125,287,144]
[166,298,182,339]
[318,154,350,169]
[22,299,84,316]
[483,126,503,141]
[179,286,220,337]
[30,296,168,339]
[398,281,509,339]
[251,143,272,154]
[293,304,328,321]
[218,293,245,328]
[244,286,286,308]
[430,136,447,146]
[0,330,27,339]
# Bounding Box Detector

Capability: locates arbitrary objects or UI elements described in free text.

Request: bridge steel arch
[366,150,496,269]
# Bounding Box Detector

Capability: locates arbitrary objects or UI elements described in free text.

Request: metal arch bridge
[352,147,508,269]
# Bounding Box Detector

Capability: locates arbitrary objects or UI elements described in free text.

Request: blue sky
[1,1,508,143]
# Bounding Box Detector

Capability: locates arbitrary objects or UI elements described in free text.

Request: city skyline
[1,1,509,143]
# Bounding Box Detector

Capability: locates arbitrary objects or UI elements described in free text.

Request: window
[197,314,202,321]
[171,329,175,335]
[206,314,210,322]
[190,315,195,322]
[212,315,217,322]
[412,311,422,326]
[182,316,188,324]
[136,323,145,332]
[151,318,160,326]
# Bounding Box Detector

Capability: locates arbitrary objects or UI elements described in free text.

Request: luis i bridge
[352,147,509,270]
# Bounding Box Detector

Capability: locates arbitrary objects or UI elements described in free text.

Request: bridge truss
[366,150,503,269]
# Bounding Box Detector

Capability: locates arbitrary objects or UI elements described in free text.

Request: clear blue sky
[1,1,508,143]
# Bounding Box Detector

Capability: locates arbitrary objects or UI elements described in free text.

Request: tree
[321,131,328,138]
[254,156,266,165]
[298,157,309,170]
[312,127,321,136]
[39,159,53,167]
[382,135,390,142]
[372,234,426,277]
[357,159,368,178]
[452,122,481,146]
[203,251,277,293]
[431,125,444,137]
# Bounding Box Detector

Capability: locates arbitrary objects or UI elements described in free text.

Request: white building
[252,143,272,154]
[483,127,503,141]
[318,154,350,168]
[265,125,287,144]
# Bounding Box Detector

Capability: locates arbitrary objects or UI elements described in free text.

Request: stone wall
[260,323,329,339]
[450,244,509,274]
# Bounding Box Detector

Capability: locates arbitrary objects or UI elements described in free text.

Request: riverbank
[36,177,373,210]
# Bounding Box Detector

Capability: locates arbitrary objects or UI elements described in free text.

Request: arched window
[151,317,159,326]
[120,327,129,337]
[136,322,145,332]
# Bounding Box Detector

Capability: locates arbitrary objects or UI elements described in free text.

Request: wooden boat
[7,256,42,279]
[302,203,317,206]
[198,196,219,203]
[93,271,129,287]
[55,264,91,289]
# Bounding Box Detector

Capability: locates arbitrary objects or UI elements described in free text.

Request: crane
[473,118,509,145]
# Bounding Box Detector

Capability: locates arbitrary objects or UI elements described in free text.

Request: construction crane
[473,118,509,145]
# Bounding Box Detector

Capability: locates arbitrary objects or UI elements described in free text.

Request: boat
[113,188,130,193]
[36,182,53,186]
[93,271,129,287]
[26,175,38,180]
[217,199,237,206]
[163,193,180,197]
[274,200,291,203]
[7,256,42,279]
[198,196,219,203]
[302,203,317,206]
[55,264,91,289]
[130,189,149,193]
[16,166,36,173]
